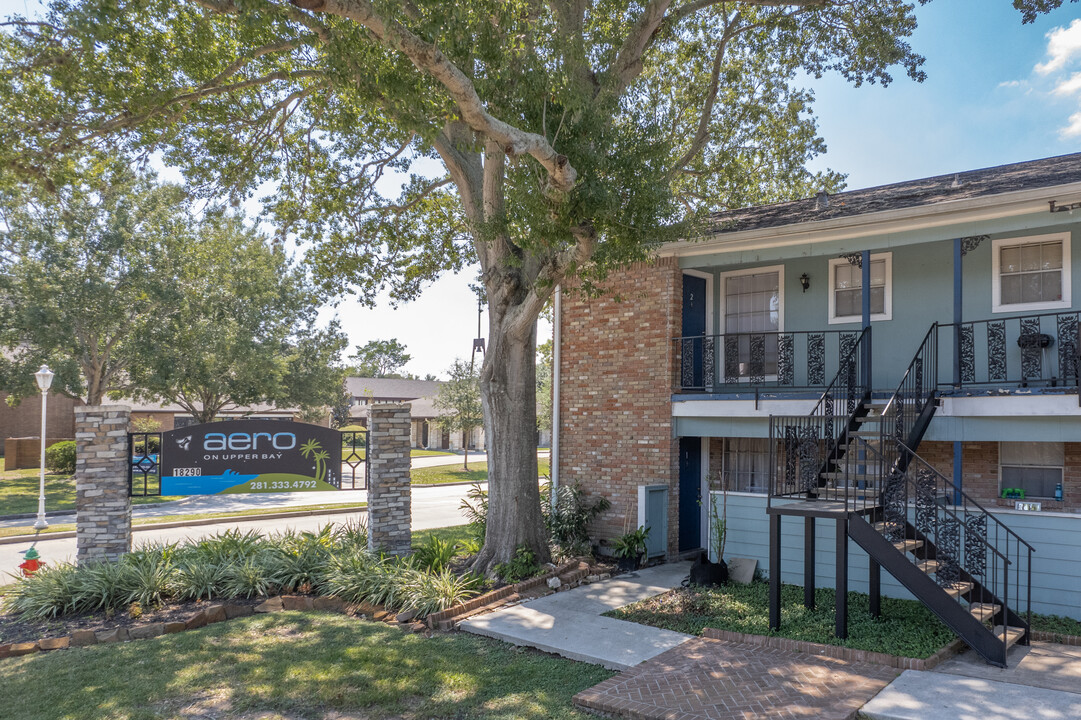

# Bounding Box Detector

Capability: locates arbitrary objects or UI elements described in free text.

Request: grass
[411,458,550,485]
[0,502,367,538]
[605,581,957,659]
[0,612,611,720]
[0,469,177,517]
[412,524,475,550]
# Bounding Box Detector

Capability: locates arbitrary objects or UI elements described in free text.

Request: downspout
[551,285,561,513]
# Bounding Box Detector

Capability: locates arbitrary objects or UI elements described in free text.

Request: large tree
[351,338,412,378]
[131,213,347,423]
[0,163,190,404]
[0,0,1067,571]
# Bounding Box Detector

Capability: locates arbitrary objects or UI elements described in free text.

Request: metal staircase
[768,323,1034,667]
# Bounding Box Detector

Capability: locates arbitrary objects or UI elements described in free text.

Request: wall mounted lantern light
[799,273,810,293]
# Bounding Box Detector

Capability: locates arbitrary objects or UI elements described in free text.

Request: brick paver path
[573,636,899,720]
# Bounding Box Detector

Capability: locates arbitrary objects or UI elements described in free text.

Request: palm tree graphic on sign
[299,439,328,484]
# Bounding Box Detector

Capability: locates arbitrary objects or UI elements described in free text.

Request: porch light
[799,273,810,293]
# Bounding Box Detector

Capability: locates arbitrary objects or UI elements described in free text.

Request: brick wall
[914,440,1081,513]
[0,392,80,444]
[558,257,683,555]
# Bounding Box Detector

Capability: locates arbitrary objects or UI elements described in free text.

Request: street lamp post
[33,365,54,530]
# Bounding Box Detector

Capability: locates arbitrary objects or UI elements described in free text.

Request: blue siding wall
[713,492,1081,620]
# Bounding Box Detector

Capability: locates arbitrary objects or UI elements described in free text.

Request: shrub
[412,535,457,572]
[223,554,276,598]
[73,560,130,612]
[494,546,541,583]
[44,440,76,474]
[405,567,482,615]
[544,482,610,556]
[459,483,488,543]
[119,547,175,607]
[333,518,368,551]
[4,564,81,619]
[170,559,226,602]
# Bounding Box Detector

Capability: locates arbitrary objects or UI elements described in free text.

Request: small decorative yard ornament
[18,547,43,577]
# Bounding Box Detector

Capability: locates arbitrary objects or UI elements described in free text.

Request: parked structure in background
[346,376,486,452]
[556,153,1081,636]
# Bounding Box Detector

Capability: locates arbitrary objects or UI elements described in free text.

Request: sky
[3,1,1081,378]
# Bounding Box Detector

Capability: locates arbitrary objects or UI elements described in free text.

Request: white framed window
[992,233,1071,313]
[828,253,892,324]
[721,438,771,494]
[717,265,784,379]
[1000,442,1064,500]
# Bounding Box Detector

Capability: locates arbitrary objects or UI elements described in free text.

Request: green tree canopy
[350,338,412,378]
[0,162,190,404]
[0,0,1067,571]
[131,213,347,423]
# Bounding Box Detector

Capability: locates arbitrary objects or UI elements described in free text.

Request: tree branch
[290,0,577,194]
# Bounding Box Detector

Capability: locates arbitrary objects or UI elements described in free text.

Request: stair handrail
[810,326,871,416]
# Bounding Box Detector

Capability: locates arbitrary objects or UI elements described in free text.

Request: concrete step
[992,625,1027,649]
[944,581,975,600]
[969,602,1000,623]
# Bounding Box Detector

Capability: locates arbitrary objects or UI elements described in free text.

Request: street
[1,482,478,571]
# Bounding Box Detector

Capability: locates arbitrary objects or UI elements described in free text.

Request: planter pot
[616,555,641,572]
[688,552,728,587]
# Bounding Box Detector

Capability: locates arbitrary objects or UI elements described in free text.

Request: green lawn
[412,524,475,549]
[0,469,177,517]
[606,582,957,659]
[0,612,611,720]
[0,502,368,539]
[411,458,550,486]
[342,448,456,462]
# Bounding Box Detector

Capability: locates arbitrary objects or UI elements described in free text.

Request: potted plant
[613,525,650,571]
[690,472,729,586]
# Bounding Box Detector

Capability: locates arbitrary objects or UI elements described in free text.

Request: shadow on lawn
[0,612,610,720]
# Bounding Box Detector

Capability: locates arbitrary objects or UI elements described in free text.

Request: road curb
[0,505,368,546]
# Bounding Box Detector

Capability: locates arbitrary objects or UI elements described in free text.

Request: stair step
[943,581,974,599]
[892,539,923,553]
[992,625,1027,649]
[969,603,1001,623]
[846,430,883,438]
[915,559,940,574]
[821,474,881,483]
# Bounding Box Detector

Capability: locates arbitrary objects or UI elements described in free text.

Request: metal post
[34,388,48,530]
[953,238,963,387]
[769,513,782,630]
[862,250,872,390]
[835,518,848,639]
[804,517,816,609]
[869,556,881,618]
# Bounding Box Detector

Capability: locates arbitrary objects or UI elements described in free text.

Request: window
[1000,442,1064,499]
[828,254,892,324]
[721,438,771,494]
[992,233,1071,313]
[719,266,783,378]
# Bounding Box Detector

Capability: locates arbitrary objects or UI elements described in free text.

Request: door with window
[682,274,708,388]
[720,267,781,381]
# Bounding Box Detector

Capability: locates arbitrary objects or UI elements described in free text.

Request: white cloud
[998,80,1022,88]
[1060,111,1081,138]
[1054,72,1081,96]
[1036,19,1081,75]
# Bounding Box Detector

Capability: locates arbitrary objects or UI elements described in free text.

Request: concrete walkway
[461,562,693,670]
[862,642,1081,720]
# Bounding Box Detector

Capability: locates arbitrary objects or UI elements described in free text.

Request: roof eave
[659,180,1081,258]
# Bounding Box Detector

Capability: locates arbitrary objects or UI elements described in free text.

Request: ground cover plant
[1031,613,1081,637]
[606,581,957,659]
[3,523,481,622]
[0,612,612,720]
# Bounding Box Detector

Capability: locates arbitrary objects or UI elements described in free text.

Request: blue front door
[682,274,708,388]
[678,437,702,552]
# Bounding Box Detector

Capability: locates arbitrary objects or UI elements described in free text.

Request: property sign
[1015,501,1042,512]
[158,420,343,495]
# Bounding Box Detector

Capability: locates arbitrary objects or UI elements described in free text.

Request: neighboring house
[105,399,310,430]
[555,152,1081,634]
[346,377,486,451]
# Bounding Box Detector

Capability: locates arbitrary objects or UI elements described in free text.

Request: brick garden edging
[0,594,426,660]
[1032,630,1081,646]
[701,628,966,671]
[426,558,592,631]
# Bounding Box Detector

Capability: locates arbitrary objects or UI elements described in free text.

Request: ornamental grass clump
[4,563,81,620]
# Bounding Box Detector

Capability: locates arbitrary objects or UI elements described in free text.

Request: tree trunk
[472,311,550,575]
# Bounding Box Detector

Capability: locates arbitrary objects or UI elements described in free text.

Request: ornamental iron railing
[674,329,867,393]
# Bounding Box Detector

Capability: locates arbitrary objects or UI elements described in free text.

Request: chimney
[815,190,829,211]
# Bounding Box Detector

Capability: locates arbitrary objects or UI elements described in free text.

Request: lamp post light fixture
[33,365,54,530]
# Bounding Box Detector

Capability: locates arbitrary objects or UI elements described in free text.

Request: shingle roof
[345,376,443,400]
[707,152,1081,235]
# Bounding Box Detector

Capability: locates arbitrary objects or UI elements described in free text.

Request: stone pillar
[367,403,412,556]
[75,405,132,564]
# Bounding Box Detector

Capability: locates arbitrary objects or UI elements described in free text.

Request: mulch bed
[0,596,263,645]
